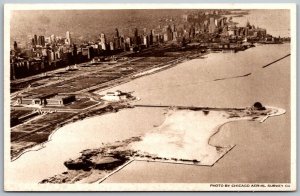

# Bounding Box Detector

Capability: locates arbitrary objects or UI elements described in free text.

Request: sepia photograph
[4,3,296,191]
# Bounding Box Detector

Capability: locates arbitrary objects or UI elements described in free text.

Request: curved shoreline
[9,41,290,184]
[11,47,290,161]
[12,112,105,162]
[11,105,286,184]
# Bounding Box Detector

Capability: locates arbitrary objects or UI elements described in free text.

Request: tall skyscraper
[132,28,139,46]
[132,36,138,46]
[41,36,45,46]
[149,30,154,45]
[209,17,216,33]
[143,35,149,47]
[13,41,18,50]
[110,41,115,51]
[31,38,35,46]
[66,31,72,45]
[164,25,172,41]
[34,35,38,46]
[171,24,176,32]
[245,27,249,36]
[114,28,119,38]
[215,19,219,27]
[134,28,138,37]
[125,37,131,51]
[100,33,107,50]
[125,37,131,45]
[189,25,195,38]
[50,34,56,43]
[38,36,45,46]
[172,32,178,41]
[114,28,120,49]
[37,36,41,46]
[72,44,77,64]
[204,20,209,30]
[119,36,125,50]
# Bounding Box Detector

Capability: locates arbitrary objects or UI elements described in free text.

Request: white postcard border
[3,3,297,191]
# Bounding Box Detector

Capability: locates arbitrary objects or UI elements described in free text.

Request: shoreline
[38,105,285,184]
[11,103,130,161]
[11,43,289,160]
[8,43,290,185]
[8,41,290,182]
[10,48,210,160]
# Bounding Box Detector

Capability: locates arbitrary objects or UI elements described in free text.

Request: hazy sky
[10,9,291,46]
[232,9,290,37]
[10,9,186,45]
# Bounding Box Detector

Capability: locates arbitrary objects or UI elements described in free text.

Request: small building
[101,90,132,102]
[46,94,76,106]
[17,93,57,106]
[17,93,76,106]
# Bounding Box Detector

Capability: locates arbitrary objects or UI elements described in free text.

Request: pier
[133,104,245,111]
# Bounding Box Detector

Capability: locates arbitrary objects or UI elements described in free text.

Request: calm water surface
[103,43,291,183]
[8,42,290,184]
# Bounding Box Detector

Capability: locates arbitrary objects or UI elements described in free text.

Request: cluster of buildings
[92,28,154,52]
[178,12,286,51]
[10,31,77,80]
[10,11,284,80]
[10,24,186,80]
[180,12,269,44]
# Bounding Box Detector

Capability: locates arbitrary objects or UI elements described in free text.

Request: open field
[9,44,218,160]
[11,110,33,119]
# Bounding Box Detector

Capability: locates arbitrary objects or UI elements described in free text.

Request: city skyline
[10,9,290,81]
[10,9,290,47]
[5,4,295,191]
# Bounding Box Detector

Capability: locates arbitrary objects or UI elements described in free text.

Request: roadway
[10,57,145,99]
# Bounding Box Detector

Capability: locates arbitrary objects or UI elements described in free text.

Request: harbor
[6,6,294,191]
[7,42,291,184]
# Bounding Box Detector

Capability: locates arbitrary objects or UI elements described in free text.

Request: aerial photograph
[5,4,295,191]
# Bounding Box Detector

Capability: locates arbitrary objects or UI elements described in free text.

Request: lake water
[7,10,292,185]
[102,43,291,183]
[7,42,291,185]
